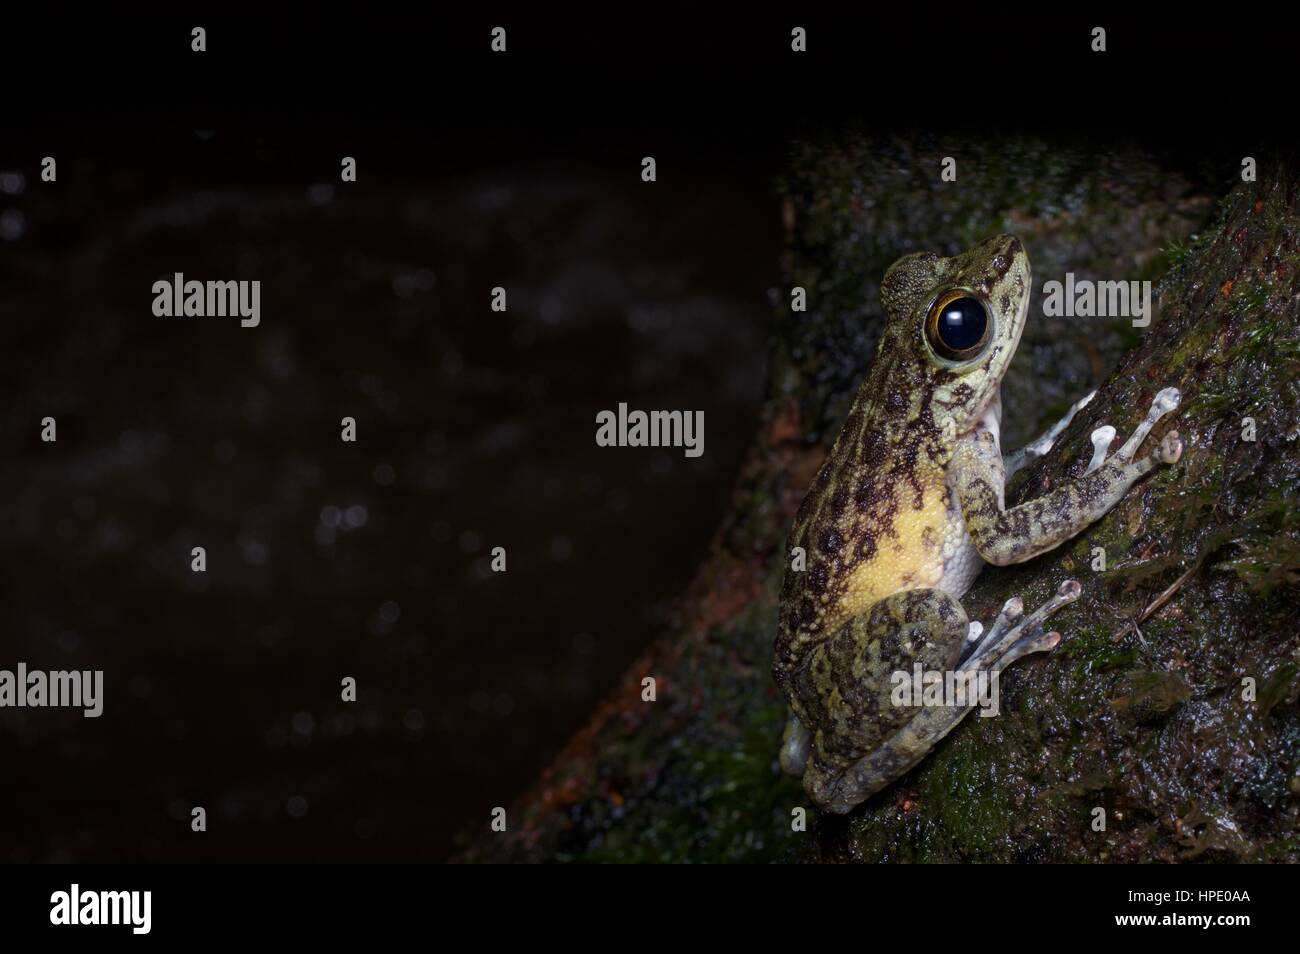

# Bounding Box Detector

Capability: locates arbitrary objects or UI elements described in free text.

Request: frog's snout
[982,232,1024,264]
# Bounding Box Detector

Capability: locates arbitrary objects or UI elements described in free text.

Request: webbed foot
[967,578,1080,668]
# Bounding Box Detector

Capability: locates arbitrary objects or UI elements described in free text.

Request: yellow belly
[837,485,949,618]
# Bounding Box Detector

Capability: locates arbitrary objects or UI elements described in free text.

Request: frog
[773,234,1183,814]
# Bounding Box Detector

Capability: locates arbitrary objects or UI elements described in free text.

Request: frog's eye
[925,291,992,362]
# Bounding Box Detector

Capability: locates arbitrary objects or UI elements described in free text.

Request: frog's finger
[1085,425,1116,475]
[1113,386,1181,464]
[1003,389,1099,477]
[1048,388,1098,441]
[986,596,1024,639]
[1037,389,1099,450]
[1108,428,1183,483]
[1000,627,1063,667]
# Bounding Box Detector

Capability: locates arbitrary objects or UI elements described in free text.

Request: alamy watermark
[1042,273,1152,328]
[890,663,1000,717]
[0,663,103,717]
[50,884,150,935]
[595,403,704,458]
[152,273,261,327]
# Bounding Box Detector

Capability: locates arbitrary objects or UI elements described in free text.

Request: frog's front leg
[957,388,1183,566]
[1003,389,1096,478]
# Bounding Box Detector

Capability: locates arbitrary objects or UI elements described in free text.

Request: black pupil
[937,297,987,351]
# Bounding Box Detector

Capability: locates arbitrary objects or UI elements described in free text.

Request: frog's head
[879,234,1031,437]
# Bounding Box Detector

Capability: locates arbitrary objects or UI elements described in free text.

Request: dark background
[1,12,1290,862]
[1,132,783,863]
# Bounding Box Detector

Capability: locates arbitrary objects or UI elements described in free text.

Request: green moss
[1109,671,1192,724]
[576,718,805,864]
[1057,625,1137,673]
[1257,662,1300,719]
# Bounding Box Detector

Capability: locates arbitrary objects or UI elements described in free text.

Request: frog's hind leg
[801,589,969,809]
[821,580,1081,815]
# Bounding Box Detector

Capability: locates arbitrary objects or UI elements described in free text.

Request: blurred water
[0,131,780,860]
